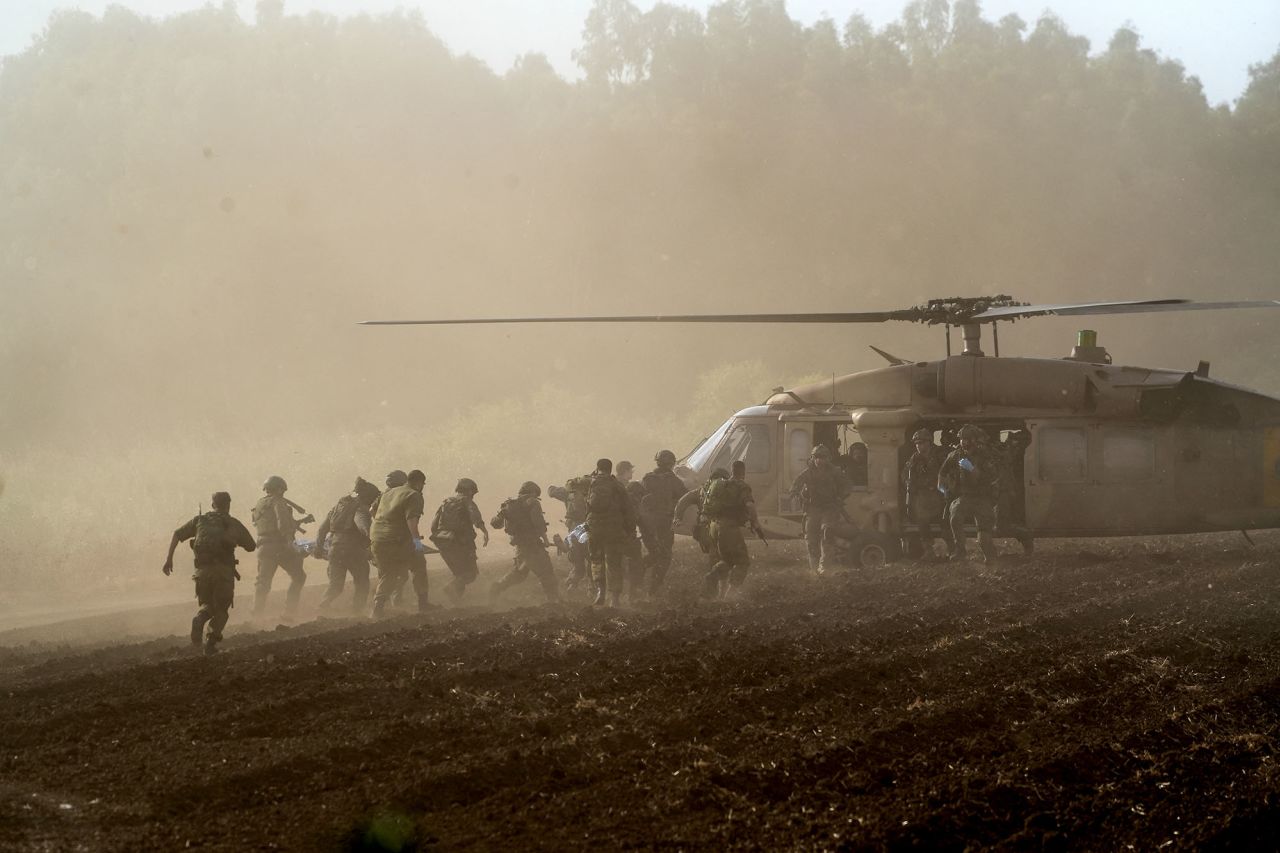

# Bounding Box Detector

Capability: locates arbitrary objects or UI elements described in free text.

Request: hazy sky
[2,0,1277,104]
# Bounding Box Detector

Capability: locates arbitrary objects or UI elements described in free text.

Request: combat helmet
[262,475,287,493]
[911,428,933,444]
[810,445,833,460]
[385,470,408,488]
[354,477,380,502]
[709,468,730,481]
[456,477,479,495]
[654,449,677,468]
[958,425,985,442]
[519,481,541,497]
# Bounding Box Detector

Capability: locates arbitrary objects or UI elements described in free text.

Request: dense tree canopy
[0,0,1277,447]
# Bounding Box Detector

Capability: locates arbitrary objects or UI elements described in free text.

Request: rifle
[280,496,315,532]
[752,522,769,547]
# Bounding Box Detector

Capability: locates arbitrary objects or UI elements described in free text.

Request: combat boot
[978,532,998,565]
[202,636,219,657]
[1018,534,1035,555]
[190,612,210,646]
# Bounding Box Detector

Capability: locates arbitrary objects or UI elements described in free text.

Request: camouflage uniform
[902,435,953,559]
[938,428,1001,563]
[251,491,307,618]
[586,471,635,606]
[702,476,756,598]
[490,484,559,603]
[548,475,592,591]
[623,479,647,600]
[171,509,256,653]
[640,453,687,596]
[315,480,378,612]
[370,483,429,614]
[995,433,1035,555]
[430,483,487,602]
[789,451,850,574]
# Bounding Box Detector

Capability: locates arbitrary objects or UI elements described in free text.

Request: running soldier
[489,481,559,604]
[902,429,954,560]
[639,449,687,597]
[370,469,430,616]
[162,491,256,655]
[430,478,490,603]
[251,475,310,621]
[701,460,764,599]
[314,477,380,612]
[616,461,647,602]
[548,473,592,592]
[586,458,635,607]
[674,467,730,574]
[995,431,1035,555]
[938,425,1002,564]
[789,446,850,575]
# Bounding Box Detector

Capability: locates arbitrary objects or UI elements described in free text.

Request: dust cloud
[1,1,1277,614]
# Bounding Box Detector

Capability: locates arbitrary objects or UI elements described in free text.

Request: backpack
[587,477,620,515]
[493,497,533,538]
[192,511,230,557]
[252,496,281,538]
[435,495,474,538]
[702,479,742,519]
[329,497,359,534]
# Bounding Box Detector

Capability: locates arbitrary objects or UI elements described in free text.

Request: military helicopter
[365,296,1280,566]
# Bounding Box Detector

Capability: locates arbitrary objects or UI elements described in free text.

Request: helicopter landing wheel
[853,532,901,569]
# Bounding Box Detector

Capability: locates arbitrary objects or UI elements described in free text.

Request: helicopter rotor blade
[360,310,922,326]
[974,299,1280,321]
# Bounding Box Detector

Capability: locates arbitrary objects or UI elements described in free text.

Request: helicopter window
[787,427,812,477]
[1038,428,1088,482]
[1102,431,1156,482]
[710,423,772,474]
[685,418,735,472]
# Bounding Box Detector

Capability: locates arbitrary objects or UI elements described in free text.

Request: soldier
[586,458,634,607]
[639,449,687,598]
[370,468,430,616]
[616,461,647,602]
[548,473,592,592]
[430,478,490,603]
[995,431,1035,555]
[902,429,953,560]
[701,460,764,599]
[162,491,256,655]
[489,481,559,604]
[250,475,310,621]
[674,467,730,574]
[314,477,380,613]
[938,424,1002,564]
[844,442,870,488]
[789,446,850,575]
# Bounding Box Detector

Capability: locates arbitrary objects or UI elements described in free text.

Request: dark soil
[3,535,1280,851]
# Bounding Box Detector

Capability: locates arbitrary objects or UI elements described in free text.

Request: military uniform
[586,472,635,606]
[548,475,592,591]
[623,479,647,600]
[430,492,486,601]
[938,433,1002,563]
[370,483,429,614]
[902,442,953,558]
[315,487,376,612]
[639,462,686,595]
[172,510,256,653]
[789,457,850,574]
[490,488,559,602]
[251,493,307,618]
[702,477,756,598]
[995,435,1035,554]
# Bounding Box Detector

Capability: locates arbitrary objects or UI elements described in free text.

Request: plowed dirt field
[3,535,1279,851]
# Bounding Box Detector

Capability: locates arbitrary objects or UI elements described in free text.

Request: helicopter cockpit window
[1102,431,1156,482]
[710,423,772,474]
[685,418,735,473]
[1038,427,1088,482]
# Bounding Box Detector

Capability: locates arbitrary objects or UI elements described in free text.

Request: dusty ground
[2,534,1280,851]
